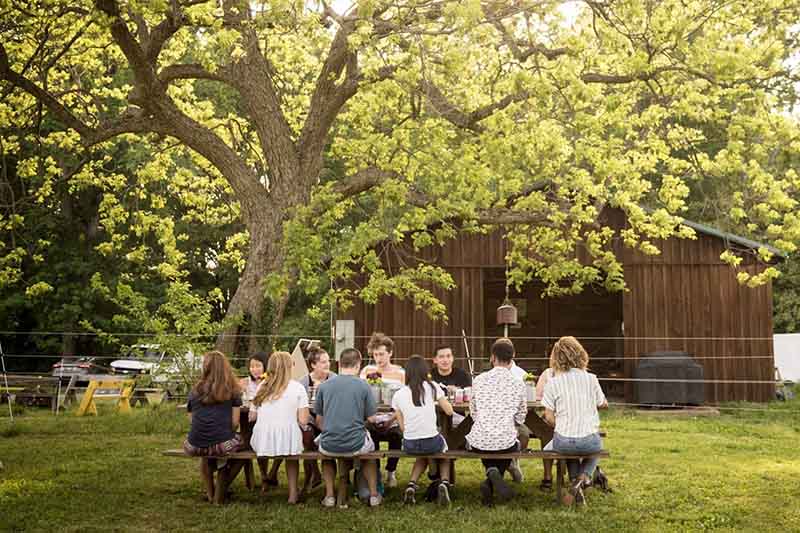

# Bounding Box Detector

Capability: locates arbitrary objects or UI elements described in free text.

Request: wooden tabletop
[377,400,542,410]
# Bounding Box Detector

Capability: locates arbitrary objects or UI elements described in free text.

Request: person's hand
[248,410,257,423]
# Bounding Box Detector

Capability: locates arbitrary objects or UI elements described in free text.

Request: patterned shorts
[183,434,243,457]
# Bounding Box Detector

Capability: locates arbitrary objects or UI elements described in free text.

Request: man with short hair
[431,345,472,389]
[492,338,531,483]
[315,348,382,507]
[428,345,473,484]
[360,333,404,487]
[465,338,527,506]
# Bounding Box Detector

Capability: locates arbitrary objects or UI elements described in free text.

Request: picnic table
[376,400,551,450]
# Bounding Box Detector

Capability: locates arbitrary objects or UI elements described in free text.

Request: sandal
[539,479,552,491]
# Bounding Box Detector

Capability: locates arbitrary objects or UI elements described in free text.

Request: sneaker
[437,481,451,507]
[508,459,524,483]
[321,496,336,508]
[386,471,398,488]
[486,467,515,503]
[479,479,493,506]
[369,494,383,507]
[403,482,417,505]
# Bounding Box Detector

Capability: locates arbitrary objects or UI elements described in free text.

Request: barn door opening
[483,269,624,398]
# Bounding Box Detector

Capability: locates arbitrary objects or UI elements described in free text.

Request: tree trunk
[215,208,289,356]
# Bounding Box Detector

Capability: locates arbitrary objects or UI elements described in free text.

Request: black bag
[592,466,612,492]
[424,480,441,502]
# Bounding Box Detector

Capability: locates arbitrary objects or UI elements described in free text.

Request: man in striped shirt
[465,338,527,506]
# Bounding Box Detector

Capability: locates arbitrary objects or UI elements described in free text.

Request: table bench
[163,448,610,506]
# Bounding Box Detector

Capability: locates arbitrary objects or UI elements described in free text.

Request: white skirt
[250,421,304,457]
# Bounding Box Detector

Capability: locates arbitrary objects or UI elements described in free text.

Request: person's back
[316,374,376,453]
[315,347,382,508]
[467,366,526,450]
[543,368,604,438]
[541,336,608,506]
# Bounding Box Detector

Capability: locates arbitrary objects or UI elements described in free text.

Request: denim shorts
[402,434,447,455]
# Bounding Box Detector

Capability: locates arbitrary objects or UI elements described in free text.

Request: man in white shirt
[493,338,530,483]
[465,338,527,506]
[509,359,527,381]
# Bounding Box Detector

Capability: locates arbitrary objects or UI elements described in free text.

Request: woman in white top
[249,351,310,504]
[391,355,454,506]
[541,336,608,506]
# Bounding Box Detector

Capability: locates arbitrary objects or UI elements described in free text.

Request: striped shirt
[541,368,606,438]
[465,367,527,450]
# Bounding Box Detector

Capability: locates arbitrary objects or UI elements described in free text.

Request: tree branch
[158,63,231,84]
[420,80,530,133]
[0,42,92,138]
[331,167,403,198]
[297,18,360,180]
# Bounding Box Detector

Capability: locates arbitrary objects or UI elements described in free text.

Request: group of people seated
[183,333,607,508]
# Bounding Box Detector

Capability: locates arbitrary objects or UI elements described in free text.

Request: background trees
[2,0,800,364]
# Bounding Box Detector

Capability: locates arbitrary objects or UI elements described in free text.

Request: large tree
[3,0,800,351]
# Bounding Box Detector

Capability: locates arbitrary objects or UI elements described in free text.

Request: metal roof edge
[681,219,786,260]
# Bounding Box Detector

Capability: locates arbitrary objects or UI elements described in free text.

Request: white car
[110,344,199,384]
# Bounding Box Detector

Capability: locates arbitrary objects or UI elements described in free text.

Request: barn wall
[341,215,776,402]
[622,233,775,403]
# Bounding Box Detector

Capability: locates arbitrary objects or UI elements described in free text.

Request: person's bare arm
[437,396,454,416]
[544,407,555,427]
[395,409,405,433]
[297,407,310,426]
[232,406,240,431]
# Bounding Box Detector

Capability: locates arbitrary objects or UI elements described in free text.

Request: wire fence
[1,331,795,417]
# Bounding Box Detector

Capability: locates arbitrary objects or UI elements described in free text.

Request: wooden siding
[341,213,776,403]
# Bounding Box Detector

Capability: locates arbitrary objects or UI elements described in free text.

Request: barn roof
[682,218,785,259]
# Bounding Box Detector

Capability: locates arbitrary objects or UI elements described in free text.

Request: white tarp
[774,333,800,382]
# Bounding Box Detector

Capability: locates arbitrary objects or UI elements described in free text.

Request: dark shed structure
[341,210,777,403]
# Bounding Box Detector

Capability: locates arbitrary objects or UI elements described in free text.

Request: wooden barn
[339,210,779,404]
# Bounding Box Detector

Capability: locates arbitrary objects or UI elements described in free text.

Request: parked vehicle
[110,344,200,395]
[109,344,166,376]
[51,356,107,381]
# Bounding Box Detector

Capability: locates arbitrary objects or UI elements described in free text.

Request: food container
[454,388,464,403]
[525,383,536,402]
[369,384,382,404]
[462,387,471,402]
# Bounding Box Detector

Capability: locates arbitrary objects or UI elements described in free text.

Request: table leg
[555,459,564,505]
[213,459,247,504]
[244,460,254,490]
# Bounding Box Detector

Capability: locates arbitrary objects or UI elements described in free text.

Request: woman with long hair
[541,336,608,506]
[183,351,243,502]
[249,351,310,504]
[391,355,454,506]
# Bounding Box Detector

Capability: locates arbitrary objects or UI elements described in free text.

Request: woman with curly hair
[541,336,608,506]
[183,351,243,502]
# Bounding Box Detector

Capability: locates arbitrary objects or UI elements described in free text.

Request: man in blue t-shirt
[315,347,381,507]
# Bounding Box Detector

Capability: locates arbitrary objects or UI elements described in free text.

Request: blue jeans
[547,432,603,480]
[403,434,447,455]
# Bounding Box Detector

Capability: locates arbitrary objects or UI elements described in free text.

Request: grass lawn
[1,397,799,533]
